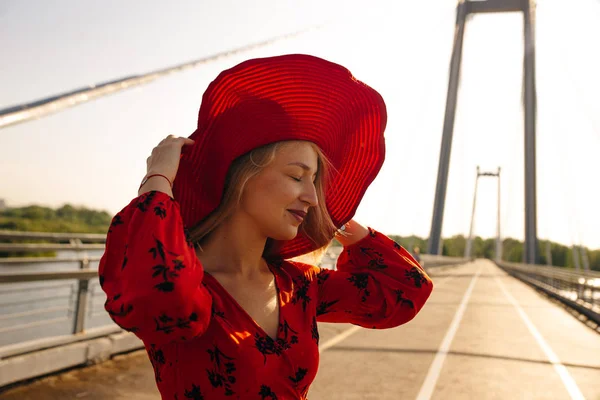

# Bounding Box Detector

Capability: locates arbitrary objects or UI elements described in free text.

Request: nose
[300,181,319,208]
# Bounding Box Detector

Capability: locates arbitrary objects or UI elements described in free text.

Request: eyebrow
[288,162,318,176]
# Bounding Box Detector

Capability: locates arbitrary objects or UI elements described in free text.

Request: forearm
[335,219,369,247]
[320,227,433,328]
[138,175,174,198]
[100,191,212,345]
[329,228,433,327]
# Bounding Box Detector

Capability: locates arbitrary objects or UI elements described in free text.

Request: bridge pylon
[428,0,538,264]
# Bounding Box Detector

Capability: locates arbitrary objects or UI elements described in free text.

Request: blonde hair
[187,141,338,260]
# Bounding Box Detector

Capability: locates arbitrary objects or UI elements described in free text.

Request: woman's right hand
[138,135,195,197]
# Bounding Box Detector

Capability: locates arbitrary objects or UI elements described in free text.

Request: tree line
[0,204,112,257]
[1,204,112,233]
[1,204,598,271]
[380,234,600,272]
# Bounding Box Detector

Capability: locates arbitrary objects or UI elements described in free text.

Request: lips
[288,209,307,222]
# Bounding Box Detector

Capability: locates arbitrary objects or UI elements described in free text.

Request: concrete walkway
[2,260,599,399]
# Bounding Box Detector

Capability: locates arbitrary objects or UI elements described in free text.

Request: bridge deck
[2,260,599,399]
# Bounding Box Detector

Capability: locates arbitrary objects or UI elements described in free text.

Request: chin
[270,227,300,241]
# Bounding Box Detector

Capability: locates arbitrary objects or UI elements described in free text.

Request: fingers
[159,135,195,146]
[146,135,195,176]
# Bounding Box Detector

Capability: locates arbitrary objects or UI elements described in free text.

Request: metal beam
[430,0,538,263]
[428,0,469,255]
[467,0,524,14]
[0,230,106,241]
[0,269,99,283]
[464,167,502,259]
[0,243,105,252]
[465,167,481,258]
[523,0,538,264]
[496,167,502,261]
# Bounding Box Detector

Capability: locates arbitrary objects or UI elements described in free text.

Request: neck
[196,213,269,280]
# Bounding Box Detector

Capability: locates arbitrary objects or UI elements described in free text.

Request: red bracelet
[139,174,172,189]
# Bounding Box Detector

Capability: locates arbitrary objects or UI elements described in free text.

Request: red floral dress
[99,191,433,399]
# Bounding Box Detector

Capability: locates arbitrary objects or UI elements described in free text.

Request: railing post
[577,277,584,301]
[73,257,90,334]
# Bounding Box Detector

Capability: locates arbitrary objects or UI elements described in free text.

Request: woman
[99,54,433,399]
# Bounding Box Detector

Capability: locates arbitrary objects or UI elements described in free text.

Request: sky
[1,0,599,249]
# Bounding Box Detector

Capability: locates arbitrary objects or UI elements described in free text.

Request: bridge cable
[0,25,323,131]
[552,18,599,257]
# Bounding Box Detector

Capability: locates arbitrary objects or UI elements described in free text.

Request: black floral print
[259,385,278,400]
[311,316,319,345]
[394,289,415,308]
[254,333,284,364]
[347,273,371,302]
[108,213,124,233]
[148,344,165,383]
[288,367,308,386]
[121,245,128,270]
[98,191,433,399]
[316,299,340,316]
[153,202,167,219]
[136,191,156,212]
[154,312,198,335]
[279,320,299,347]
[149,237,186,292]
[105,297,133,318]
[206,345,236,396]
[316,268,330,285]
[184,384,204,400]
[291,275,312,312]
[405,267,429,288]
[360,247,388,271]
[211,305,226,320]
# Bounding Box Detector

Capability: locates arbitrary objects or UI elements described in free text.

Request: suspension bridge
[1,0,599,398]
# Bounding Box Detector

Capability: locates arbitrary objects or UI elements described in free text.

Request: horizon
[1,196,597,252]
[1,0,599,248]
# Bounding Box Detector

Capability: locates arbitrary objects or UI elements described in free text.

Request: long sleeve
[314,228,433,329]
[98,191,212,346]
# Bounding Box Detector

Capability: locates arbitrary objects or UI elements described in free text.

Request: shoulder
[277,259,321,280]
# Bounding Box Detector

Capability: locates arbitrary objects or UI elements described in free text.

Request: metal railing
[0,230,106,252]
[315,246,471,271]
[0,230,471,358]
[420,254,472,269]
[0,231,108,354]
[496,260,600,324]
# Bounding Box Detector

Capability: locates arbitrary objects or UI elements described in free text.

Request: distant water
[0,249,108,347]
[0,247,340,348]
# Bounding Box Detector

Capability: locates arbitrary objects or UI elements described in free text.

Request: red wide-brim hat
[174,54,387,259]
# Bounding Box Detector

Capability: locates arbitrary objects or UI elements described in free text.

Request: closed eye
[290,176,302,182]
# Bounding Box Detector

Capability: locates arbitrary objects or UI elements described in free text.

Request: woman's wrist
[335,219,369,247]
[138,175,174,198]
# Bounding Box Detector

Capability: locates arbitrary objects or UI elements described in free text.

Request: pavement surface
[2,259,599,400]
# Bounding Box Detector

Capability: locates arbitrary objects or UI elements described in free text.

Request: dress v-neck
[203,264,282,341]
